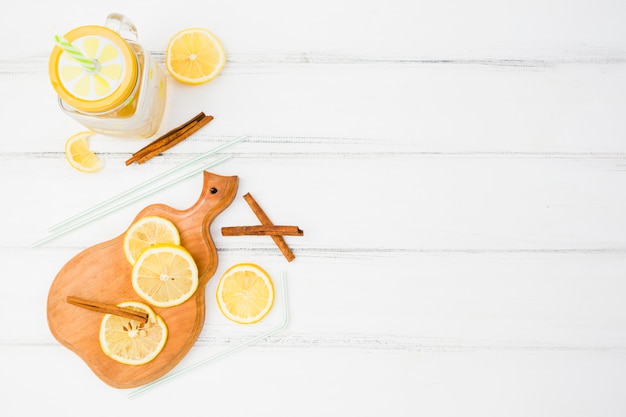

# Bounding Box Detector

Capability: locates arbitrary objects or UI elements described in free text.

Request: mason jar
[48,13,166,138]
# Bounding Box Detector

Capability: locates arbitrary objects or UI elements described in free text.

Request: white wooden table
[2,1,626,415]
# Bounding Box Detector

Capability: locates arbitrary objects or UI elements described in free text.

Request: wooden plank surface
[2,0,626,415]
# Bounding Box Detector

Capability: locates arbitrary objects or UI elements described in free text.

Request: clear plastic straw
[49,135,247,233]
[32,155,232,247]
[128,271,289,399]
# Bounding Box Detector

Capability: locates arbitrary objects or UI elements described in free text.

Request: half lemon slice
[64,131,103,173]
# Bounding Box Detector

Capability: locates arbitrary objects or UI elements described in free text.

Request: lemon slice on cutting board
[123,216,181,265]
[216,263,275,324]
[166,28,226,84]
[131,244,199,308]
[99,301,167,365]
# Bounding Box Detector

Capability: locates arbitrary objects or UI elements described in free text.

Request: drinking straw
[54,35,98,72]
[128,271,289,399]
[32,155,232,247]
[49,135,247,233]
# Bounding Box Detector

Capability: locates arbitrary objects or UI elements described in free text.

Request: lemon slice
[99,301,167,365]
[123,216,180,265]
[64,131,103,173]
[216,263,275,324]
[131,244,199,308]
[166,28,226,84]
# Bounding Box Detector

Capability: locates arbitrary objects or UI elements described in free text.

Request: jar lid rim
[48,25,139,113]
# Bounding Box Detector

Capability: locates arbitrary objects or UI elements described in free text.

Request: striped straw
[54,35,97,72]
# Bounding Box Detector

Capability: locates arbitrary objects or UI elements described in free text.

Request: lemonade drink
[48,14,166,138]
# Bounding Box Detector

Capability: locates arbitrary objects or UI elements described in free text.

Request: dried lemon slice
[99,301,167,365]
[216,263,274,324]
[123,216,180,265]
[131,244,199,308]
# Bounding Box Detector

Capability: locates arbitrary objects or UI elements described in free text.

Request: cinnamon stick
[137,114,213,164]
[126,112,204,165]
[243,192,296,262]
[222,225,304,236]
[126,112,214,165]
[66,296,149,323]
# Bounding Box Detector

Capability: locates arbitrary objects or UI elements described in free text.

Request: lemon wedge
[64,131,102,173]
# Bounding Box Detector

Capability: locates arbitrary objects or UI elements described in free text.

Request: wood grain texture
[2,0,626,415]
[46,172,238,388]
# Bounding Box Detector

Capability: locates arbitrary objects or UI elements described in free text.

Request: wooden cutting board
[47,171,238,388]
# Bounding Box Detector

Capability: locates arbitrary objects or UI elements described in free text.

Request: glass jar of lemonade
[48,13,166,138]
